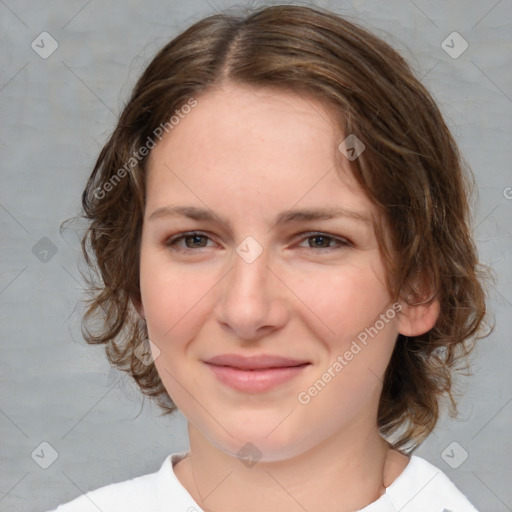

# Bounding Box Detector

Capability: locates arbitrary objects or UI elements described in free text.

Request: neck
[175,421,396,512]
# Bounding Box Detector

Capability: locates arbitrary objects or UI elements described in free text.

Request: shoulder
[386,455,478,512]
[47,453,192,512]
[49,467,162,512]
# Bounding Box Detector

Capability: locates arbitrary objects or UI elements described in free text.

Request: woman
[52,5,488,511]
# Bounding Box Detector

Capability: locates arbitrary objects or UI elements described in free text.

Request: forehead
[145,83,375,221]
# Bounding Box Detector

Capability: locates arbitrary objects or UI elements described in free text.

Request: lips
[204,354,310,370]
[204,354,311,393]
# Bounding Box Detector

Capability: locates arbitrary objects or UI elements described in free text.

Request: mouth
[203,354,311,393]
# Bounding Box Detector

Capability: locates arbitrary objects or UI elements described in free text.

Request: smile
[204,354,311,393]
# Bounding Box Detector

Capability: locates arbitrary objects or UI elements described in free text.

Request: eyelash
[164,231,352,252]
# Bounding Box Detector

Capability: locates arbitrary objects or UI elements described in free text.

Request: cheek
[139,249,213,349]
[285,258,392,343]
[139,254,216,406]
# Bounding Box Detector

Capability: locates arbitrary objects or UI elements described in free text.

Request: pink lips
[204,354,310,393]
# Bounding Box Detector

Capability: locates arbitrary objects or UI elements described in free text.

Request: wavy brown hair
[73,4,490,451]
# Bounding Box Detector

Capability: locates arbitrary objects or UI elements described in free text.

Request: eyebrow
[148,205,372,228]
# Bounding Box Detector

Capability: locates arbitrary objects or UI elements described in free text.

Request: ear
[398,272,441,337]
[397,297,440,336]
[398,271,441,337]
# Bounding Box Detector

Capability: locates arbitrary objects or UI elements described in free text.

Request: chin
[203,412,320,464]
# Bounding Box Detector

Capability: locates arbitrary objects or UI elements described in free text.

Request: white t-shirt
[49,452,478,511]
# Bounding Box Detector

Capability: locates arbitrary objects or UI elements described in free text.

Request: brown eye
[308,235,332,248]
[183,234,208,248]
[165,232,213,250]
[298,232,351,251]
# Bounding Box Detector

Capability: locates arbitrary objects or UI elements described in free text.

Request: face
[139,83,402,461]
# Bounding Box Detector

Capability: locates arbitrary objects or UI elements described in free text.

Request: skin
[137,83,440,511]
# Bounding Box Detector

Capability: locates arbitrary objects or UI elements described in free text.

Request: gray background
[1,0,511,510]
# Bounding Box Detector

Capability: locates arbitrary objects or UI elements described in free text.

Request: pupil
[187,235,205,248]
[312,236,329,247]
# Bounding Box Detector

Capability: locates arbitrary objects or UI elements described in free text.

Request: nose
[214,248,289,341]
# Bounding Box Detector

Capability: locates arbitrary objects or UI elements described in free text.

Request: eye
[297,232,351,251]
[165,232,215,250]
[163,231,351,253]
